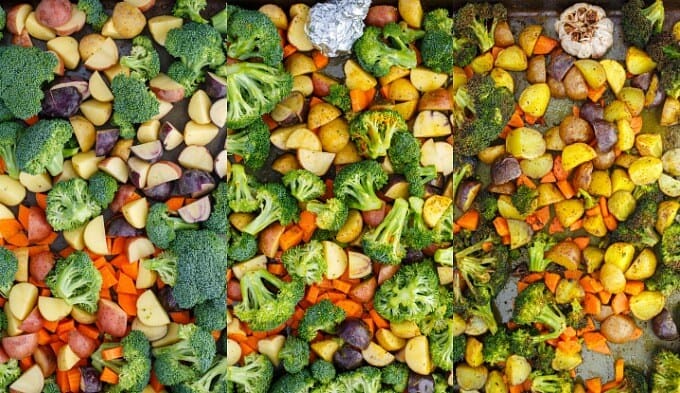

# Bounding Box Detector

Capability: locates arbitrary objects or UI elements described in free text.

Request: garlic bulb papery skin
[555,3,614,59]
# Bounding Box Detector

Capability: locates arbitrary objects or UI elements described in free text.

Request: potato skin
[35,0,72,29]
[365,6,399,28]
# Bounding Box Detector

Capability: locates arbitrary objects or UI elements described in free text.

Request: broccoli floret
[607,366,649,393]
[165,22,225,94]
[338,366,383,393]
[423,8,453,33]
[0,359,20,391]
[324,84,351,113]
[403,196,435,251]
[221,61,293,129]
[349,109,407,159]
[479,192,499,221]
[421,30,454,73]
[110,74,159,138]
[652,350,680,393]
[297,299,346,342]
[482,327,511,365]
[428,318,454,371]
[87,171,118,209]
[92,331,152,392]
[0,6,5,41]
[45,251,101,314]
[611,188,661,249]
[233,269,305,332]
[0,246,17,298]
[306,198,349,231]
[533,342,557,374]
[173,356,229,393]
[645,264,680,296]
[0,101,14,123]
[660,223,680,270]
[528,232,557,272]
[282,240,327,284]
[333,160,388,211]
[529,371,574,393]
[454,237,509,301]
[434,246,453,265]
[268,369,315,393]
[279,336,310,374]
[361,198,410,264]
[46,178,101,231]
[146,203,199,249]
[383,21,424,44]
[433,203,454,244]
[173,0,207,23]
[381,362,409,392]
[387,131,421,173]
[227,164,261,213]
[373,260,440,322]
[453,75,515,156]
[152,323,216,386]
[0,121,23,179]
[142,252,177,286]
[226,7,283,66]
[0,45,58,120]
[512,185,538,216]
[404,163,438,198]
[120,36,161,81]
[513,282,567,341]
[622,0,665,48]
[42,377,60,393]
[454,2,507,53]
[241,183,299,235]
[204,181,228,234]
[311,360,336,385]
[228,229,257,263]
[16,119,72,176]
[194,291,227,332]
[77,0,107,31]
[282,169,326,202]
[353,25,418,77]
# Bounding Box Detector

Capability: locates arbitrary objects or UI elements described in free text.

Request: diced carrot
[117,293,138,316]
[120,260,139,280]
[564,270,583,280]
[507,109,525,128]
[165,197,185,212]
[517,174,537,189]
[544,272,561,294]
[57,370,69,393]
[603,214,618,231]
[524,273,545,284]
[533,35,559,54]
[19,355,33,371]
[493,216,510,237]
[78,324,100,341]
[509,384,524,393]
[541,171,557,183]
[569,219,583,231]
[517,280,529,292]
[17,205,30,230]
[553,156,569,181]
[332,280,352,294]
[557,339,581,354]
[369,309,389,329]
[68,367,81,392]
[501,235,511,245]
[116,273,137,295]
[56,319,75,335]
[279,225,304,251]
[0,219,22,240]
[305,285,321,304]
[583,292,601,316]
[99,266,118,289]
[240,342,255,357]
[614,358,625,382]
[556,179,575,199]
[334,299,363,318]
[312,50,329,69]
[456,209,479,231]
[624,280,644,295]
[580,276,604,293]
[350,88,373,112]
[245,336,260,351]
[630,327,643,340]
[170,311,191,324]
[102,346,123,361]
[149,371,163,392]
[6,232,28,247]
[309,96,324,108]
[527,206,551,231]
[585,377,602,393]
[267,263,285,276]
[573,237,590,250]
[583,332,611,355]
[100,367,119,384]
[598,290,612,305]
[611,293,629,314]
[630,116,643,134]
[587,84,607,102]
[549,217,565,234]
[577,317,596,336]
[35,193,48,210]
[283,44,297,58]
[43,319,58,333]
[298,210,317,243]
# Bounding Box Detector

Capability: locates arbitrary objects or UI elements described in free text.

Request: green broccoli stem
[470,20,496,53]
[0,145,18,179]
[45,150,64,177]
[469,300,498,334]
[344,179,383,211]
[241,200,277,235]
[642,0,665,33]
[452,163,473,199]
[142,253,177,286]
[192,357,228,391]
[434,246,453,266]
[528,235,556,272]
[535,304,567,340]
[239,270,280,309]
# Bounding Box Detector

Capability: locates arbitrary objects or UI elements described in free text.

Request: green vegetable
[77,0,108,31]
[324,84,351,113]
[282,169,326,202]
[512,185,538,216]
[622,0,665,48]
[120,36,161,81]
[0,246,17,298]
[0,359,20,392]
[282,240,327,285]
[204,181,228,234]
[349,109,408,159]
[305,198,349,231]
[528,232,557,272]
[454,2,507,53]
[45,251,102,314]
[173,0,208,23]
[297,299,346,342]
[142,252,177,286]
[279,336,310,374]
[227,229,257,263]
[173,356,229,393]
[381,362,409,392]
[226,6,283,66]
[241,183,299,236]
[403,196,435,250]
[225,353,273,393]
[92,331,152,393]
[146,203,199,249]
[651,349,680,393]
[110,74,160,139]
[87,171,119,209]
[268,369,315,393]
[152,323,216,386]
[513,282,567,341]
[194,292,227,335]
[16,119,72,176]
[46,178,101,231]
[361,197,410,264]
[353,25,420,77]
[310,360,336,385]
[333,160,388,211]
[227,163,261,213]
[0,121,23,179]
[373,260,440,322]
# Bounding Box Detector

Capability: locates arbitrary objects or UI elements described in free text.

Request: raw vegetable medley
[0,0,674,392]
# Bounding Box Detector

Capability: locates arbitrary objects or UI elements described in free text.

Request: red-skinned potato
[0,348,9,364]
[7,4,33,35]
[349,277,377,303]
[418,88,454,111]
[377,264,400,284]
[149,74,185,103]
[365,6,398,27]
[33,345,57,377]
[110,184,137,213]
[29,252,54,282]
[2,333,39,360]
[96,299,128,338]
[35,0,72,29]
[26,207,51,243]
[18,308,43,333]
[124,0,156,12]
[258,223,286,258]
[54,5,86,36]
[67,329,97,358]
[361,202,387,228]
[12,30,33,48]
[311,72,336,97]
[227,280,242,302]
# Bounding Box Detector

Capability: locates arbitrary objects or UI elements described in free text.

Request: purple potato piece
[41,86,81,118]
[52,77,90,99]
[652,308,679,341]
[631,72,652,91]
[177,170,216,198]
[591,120,618,152]
[143,182,174,201]
[491,156,521,185]
[95,129,120,156]
[178,196,212,223]
[407,372,434,393]
[580,101,604,124]
[649,87,666,107]
[158,286,182,312]
[332,344,364,371]
[79,366,102,393]
[159,121,183,151]
[130,140,164,162]
[205,72,227,99]
[548,52,575,81]
[337,318,371,350]
[456,180,481,212]
[107,216,142,237]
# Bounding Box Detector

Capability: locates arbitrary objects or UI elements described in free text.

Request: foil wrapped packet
[305,0,371,57]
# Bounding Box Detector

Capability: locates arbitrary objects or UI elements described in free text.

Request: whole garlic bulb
[555,3,614,59]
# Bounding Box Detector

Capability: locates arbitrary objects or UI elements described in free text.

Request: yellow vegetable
[518,83,551,117]
[561,143,597,171]
[494,45,528,71]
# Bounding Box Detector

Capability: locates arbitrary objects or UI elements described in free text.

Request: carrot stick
[68,368,81,392]
[553,156,569,181]
[532,35,559,54]
[583,332,611,354]
[305,285,321,304]
[170,311,191,324]
[0,219,22,239]
[119,260,139,280]
[493,217,510,237]
[298,210,317,243]
[100,367,119,384]
[283,44,297,57]
[331,280,352,294]
[312,50,329,69]
[279,225,304,251]
[102,346,123,361]
[624,280,644,295]
[456,209,479,231]
[369,309,389,329]
[544,272,561,294]
[583,293,601,315]
[115,273,137,295]
[17,205,30,230]
[334,299,363,318]
[614,358,625,382]
[6,232,28,247]
[165,197,185,212]
[117,293,138,316]
[556,180,575,199]
[523,272,545,284]
[35,193,48,210]
[540,171,557,183]
[585,377,602,393]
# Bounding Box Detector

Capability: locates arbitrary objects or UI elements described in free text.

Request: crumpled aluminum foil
[305,0,371,57]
